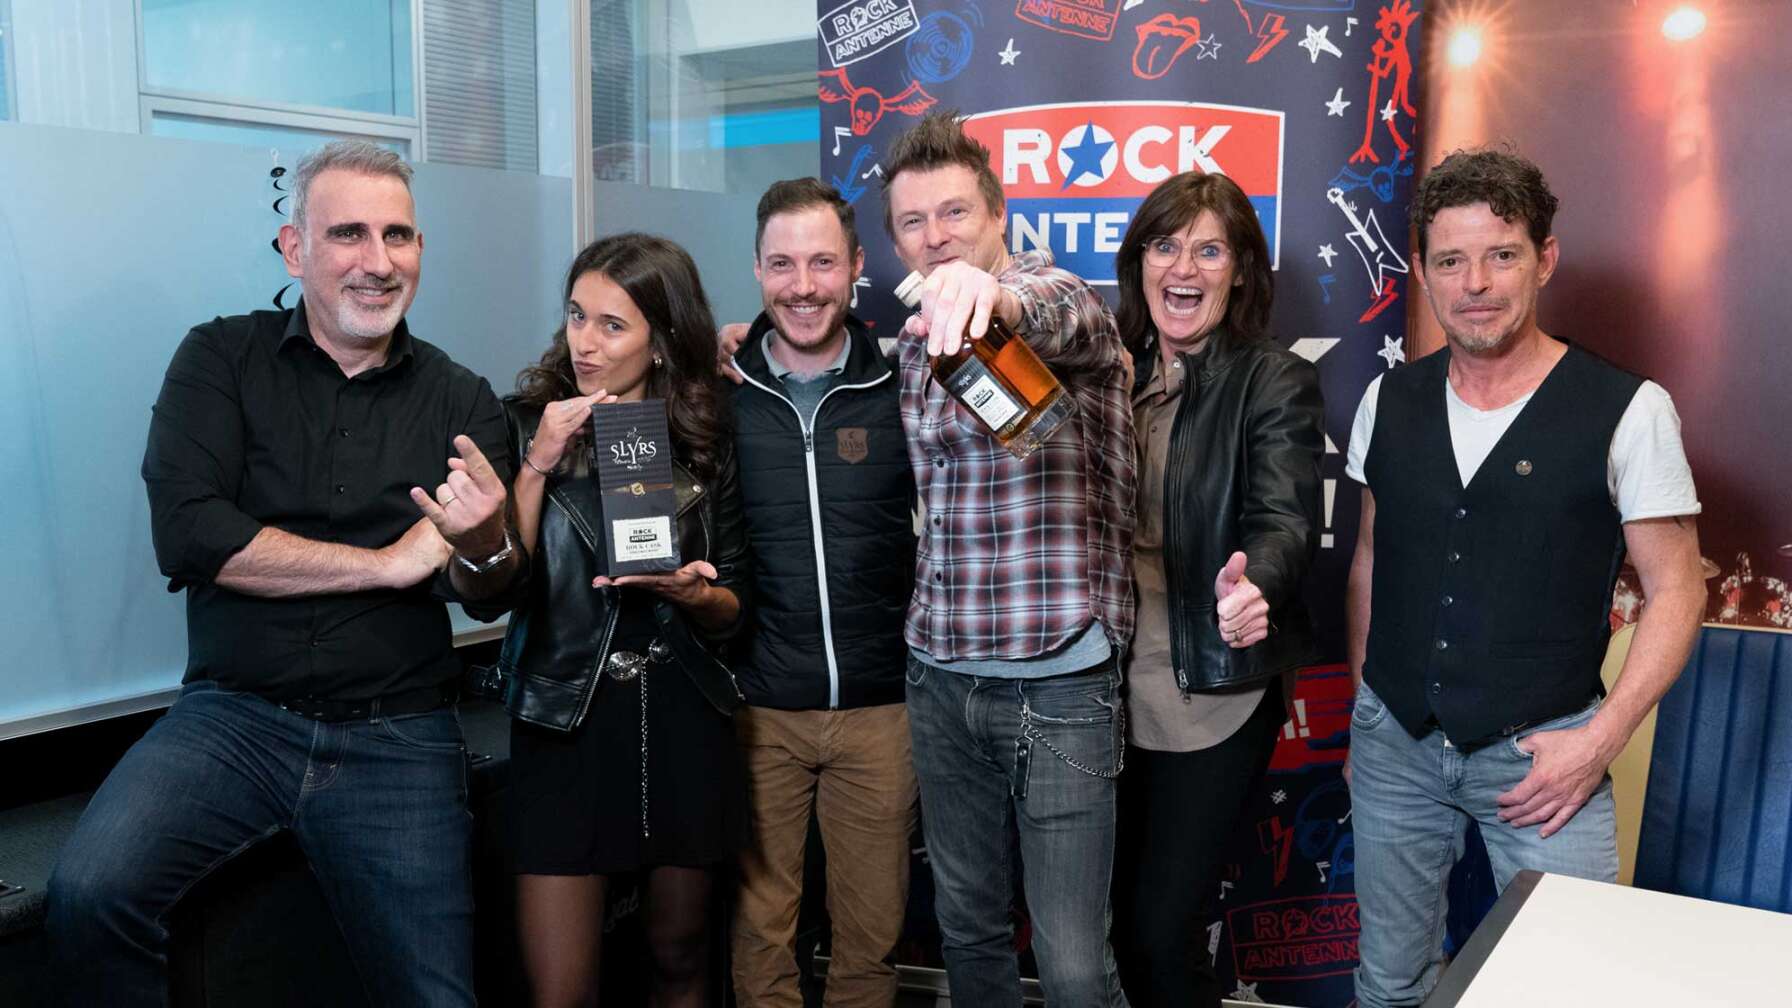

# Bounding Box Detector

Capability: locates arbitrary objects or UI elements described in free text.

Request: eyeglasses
[1142,236,1233,271]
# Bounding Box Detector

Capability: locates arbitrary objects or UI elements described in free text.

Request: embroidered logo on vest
[837,427,869,463]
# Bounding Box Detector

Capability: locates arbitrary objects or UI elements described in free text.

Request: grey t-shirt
[763,330,850,430]
[912,620,1113,680]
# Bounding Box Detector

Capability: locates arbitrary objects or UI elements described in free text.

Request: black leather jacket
[476,398,750,731]
[1135,329,1324,692]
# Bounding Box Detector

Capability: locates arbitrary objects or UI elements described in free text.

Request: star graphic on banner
[1059,123,1113,189]
[1381,99,1398,122]
[1271,789,1288,804]
[1378,334,1406,368]
[1195,33,1222,60]
[1299,23,1342,63]
[1232,980,1265,1003]
[998,38,1020,66]
[1318,243,1338,268]
[1325,87,1351,117]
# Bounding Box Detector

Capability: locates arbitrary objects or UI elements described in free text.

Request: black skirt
[508,592,746,875]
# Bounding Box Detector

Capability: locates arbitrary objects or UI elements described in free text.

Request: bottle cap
[894,271,925,308]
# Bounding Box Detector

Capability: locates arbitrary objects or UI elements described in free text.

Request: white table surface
[1436,872,1792,1007]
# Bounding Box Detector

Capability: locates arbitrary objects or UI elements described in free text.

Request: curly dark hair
[516,233,728,480]
[1115,171,1276,359]
[879,110,1005,237]
[1411,147,1559,260]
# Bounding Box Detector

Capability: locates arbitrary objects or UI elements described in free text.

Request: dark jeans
[1113,685,1285,1008]
[45,681,475,1007]
[905,656,1128,1008]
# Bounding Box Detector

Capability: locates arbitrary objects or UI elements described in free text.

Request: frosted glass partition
[590,176,773,325]
[0,122,569,737]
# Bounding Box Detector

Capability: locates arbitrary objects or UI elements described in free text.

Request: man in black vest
[725,178,919,1007]
[1343,149,1706,1007]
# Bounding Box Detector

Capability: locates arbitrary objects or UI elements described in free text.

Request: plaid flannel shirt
[898,250,1137,660]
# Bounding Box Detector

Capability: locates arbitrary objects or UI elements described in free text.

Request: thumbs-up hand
[1214,551,1270,649]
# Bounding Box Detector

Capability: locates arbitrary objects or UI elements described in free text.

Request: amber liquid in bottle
[895,271,1076,458]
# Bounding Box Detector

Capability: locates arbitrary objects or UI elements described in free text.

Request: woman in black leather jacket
[496,233,750,1008]
[1108,173,1325,1007]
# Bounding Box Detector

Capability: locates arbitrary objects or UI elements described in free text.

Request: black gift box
[589,399,682,577]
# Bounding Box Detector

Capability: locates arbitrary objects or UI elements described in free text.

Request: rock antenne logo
[1014,0,1123,42]
[818,0,921,68]
[963,102,1285,284]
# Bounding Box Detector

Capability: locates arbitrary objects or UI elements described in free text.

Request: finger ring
[441,495,457,507]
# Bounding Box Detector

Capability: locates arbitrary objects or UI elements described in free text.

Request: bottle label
[612,515,674,562]
[947,359,1023,432]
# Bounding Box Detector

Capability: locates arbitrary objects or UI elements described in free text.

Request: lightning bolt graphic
[1259,817,1296,887]
[1247,13,1288,64]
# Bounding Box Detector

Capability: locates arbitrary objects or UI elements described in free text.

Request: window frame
[1,0,16,121]
[131,0,426,154]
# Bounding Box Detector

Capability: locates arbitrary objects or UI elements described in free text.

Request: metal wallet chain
[1019,697,1127,779]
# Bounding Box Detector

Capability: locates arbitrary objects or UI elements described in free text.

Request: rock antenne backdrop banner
[815,2,1423,1003]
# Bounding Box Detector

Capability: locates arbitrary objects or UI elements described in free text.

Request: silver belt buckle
[606,650,647,682]
[604,640,674,682]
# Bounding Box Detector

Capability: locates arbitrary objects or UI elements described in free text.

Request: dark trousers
[45,681,475,1007]
[1113,685,1285,1008]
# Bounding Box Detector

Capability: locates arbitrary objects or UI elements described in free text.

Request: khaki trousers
[731,703,918,1008]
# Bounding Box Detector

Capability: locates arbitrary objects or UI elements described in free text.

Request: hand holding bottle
[909,261,1022,358]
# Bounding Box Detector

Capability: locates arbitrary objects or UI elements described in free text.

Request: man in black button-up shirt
[143,289,514,701]
[46,141,519,1007]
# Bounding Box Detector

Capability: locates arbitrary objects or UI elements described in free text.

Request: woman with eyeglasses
[492,232,749,1007]
[1108,172,1325,1007]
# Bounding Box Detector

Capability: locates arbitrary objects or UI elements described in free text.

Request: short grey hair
[289,140,414,229]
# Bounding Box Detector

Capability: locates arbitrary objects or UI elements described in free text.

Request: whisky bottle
[895,271,1076,459]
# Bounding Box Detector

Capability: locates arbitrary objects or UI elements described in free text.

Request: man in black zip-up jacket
[726,179,918,1007]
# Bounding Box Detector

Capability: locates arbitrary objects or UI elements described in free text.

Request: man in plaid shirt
[881,112,1137,1008]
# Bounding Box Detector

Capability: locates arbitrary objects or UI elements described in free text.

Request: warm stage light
[1446,27,1483,68]
[1662,6,1707,41]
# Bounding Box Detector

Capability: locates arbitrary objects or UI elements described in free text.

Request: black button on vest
[1362,344,1642,747]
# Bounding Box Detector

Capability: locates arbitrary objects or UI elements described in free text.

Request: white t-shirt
[1344,374,1701,522]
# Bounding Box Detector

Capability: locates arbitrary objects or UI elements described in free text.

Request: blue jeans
[45,681,475,1007]
[1349,681,1617,1007]
[905,657,1128,1008]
